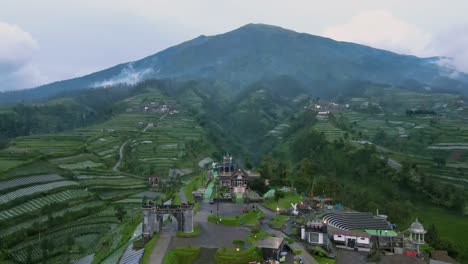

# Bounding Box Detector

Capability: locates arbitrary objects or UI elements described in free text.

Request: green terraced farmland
[313,121,343,141]
[0,189,91,220]
[0,180,79,204]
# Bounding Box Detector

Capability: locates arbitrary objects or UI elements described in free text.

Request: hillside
[1,23,468,104]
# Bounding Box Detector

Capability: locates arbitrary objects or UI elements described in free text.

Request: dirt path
[112,140,129,172]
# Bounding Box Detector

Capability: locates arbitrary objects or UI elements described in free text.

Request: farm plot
[0,174,64,192]
[0,189,91,220]
[0,180,78,204]
[266,123,290,138]
[0,158,29,172]
[59,160,104,170]
[11,222,114,263]
[11,134,85,154]
[0,201,104,238]
[313,121,344,141]
[77,178,146,188]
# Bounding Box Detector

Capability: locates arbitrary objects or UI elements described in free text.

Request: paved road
[257,205,318,264]
[112,140,129,172]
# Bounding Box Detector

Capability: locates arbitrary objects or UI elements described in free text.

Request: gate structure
[142,202,193,240]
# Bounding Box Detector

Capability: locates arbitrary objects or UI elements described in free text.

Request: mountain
[2,23,468,103]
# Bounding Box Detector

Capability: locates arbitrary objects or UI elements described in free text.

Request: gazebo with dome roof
[406,218,426,254]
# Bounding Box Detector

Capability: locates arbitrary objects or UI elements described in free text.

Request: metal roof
[256,237,284,249]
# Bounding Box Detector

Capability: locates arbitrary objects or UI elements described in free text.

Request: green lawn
[263,192,302,210]
[183,175,204,203]
[208,210,265,226]
[416,205,468,250]
[214,247,262,264]
[270,215,289,228]
[176,224,201,237]
[314,256,336,264]
[247,230,269,245]
[162,246,200,264]
[141,234,159,264]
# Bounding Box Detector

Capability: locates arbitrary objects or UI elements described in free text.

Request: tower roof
[409,218,426,234]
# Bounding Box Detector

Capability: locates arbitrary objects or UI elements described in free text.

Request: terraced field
[0,180,79,204]
[0,189,91,220]
[313,121,343,141]
[0,88,208,263]
[0,174,64,192]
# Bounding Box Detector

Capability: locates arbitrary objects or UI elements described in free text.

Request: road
[112,140,129,172]
[257,204,318,264]
[114,113,167,172]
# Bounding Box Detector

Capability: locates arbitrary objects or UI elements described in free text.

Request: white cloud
[91,64,154,88]
[323,10,433,57]
[0,21,47,91]
[429,25,468,73]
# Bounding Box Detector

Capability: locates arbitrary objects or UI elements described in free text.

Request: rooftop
[256,237,284,249]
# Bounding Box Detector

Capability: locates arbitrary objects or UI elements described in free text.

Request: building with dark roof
[256,237,285,261]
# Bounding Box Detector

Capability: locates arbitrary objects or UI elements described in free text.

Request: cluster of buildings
[297,208,457,263]
[208,154,261,203]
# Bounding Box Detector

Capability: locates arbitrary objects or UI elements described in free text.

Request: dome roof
[409,218,425,233]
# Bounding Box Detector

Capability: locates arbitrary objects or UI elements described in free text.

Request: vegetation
[214,247,262,264]
[176,224,201,237]
[140,234,159,264]
[208,210,265,226]
[162,246,200,264]
[270,215,289,228]
[263,192,301,211]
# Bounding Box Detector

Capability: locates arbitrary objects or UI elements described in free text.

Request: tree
[274,190,285,203]
[115,205,126,222]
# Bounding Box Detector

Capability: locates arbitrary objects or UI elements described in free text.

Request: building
[256,237,285,261]
[214,154,260,202]
[148,175,161,188]
[404,218,427,255]
[300,220,331,250]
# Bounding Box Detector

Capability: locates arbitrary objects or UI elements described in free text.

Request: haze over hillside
[1,23,467,104]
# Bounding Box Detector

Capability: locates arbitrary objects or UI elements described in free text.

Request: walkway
[112,140,129,172]
[257,205,318,264]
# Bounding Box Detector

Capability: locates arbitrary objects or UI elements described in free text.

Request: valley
[0,24,467,264]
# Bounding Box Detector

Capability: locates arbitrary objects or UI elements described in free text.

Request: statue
[291,203,299,216]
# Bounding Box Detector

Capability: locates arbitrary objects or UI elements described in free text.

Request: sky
[1,0,468,91]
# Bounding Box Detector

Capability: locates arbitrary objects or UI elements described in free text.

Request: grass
[162,246,200,264]
[263,192,302,210]
[270,215,289,228]
[214,247,262,264]
[314,256,336,264]
[176,224,201,237]
[247,230,269,245]
[183,175,204,203]
[208,210,265,226]
[141,234,159,264]
[416,204,468,250]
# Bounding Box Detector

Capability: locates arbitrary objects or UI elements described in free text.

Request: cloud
[323,10,433,57]
[0,21,47,91]
[91,64,155,88]
[428,25,468,73]
[323,10,468,75]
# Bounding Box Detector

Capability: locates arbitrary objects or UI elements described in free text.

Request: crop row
[0,174,64,192]
[0,181,78,204]
[0,189,90,220]
[0,201,104,238]
[11,223,113,262]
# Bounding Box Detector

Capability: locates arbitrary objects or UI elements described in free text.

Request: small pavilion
[406,218,426,255]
